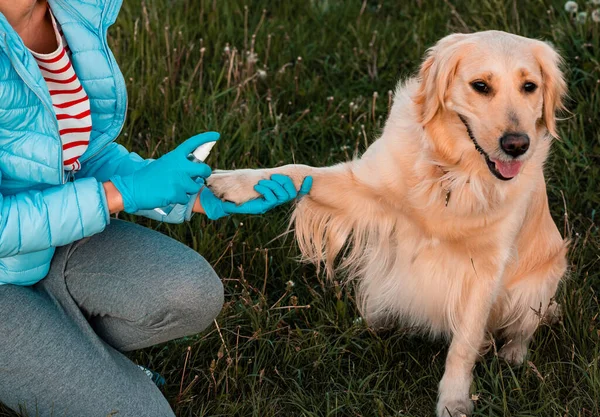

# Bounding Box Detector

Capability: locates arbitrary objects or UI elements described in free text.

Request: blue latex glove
[201,174,313,220]
[110,132,218,213]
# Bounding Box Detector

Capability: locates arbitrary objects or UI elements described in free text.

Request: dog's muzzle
[458,115,522,181]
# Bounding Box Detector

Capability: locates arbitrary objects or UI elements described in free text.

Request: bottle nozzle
[189,141,216,162]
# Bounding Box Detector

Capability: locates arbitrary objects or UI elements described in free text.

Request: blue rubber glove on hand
[111,132,219,213]
[201,174,313,220]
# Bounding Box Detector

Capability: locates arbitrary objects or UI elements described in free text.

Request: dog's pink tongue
[493,159,523,178]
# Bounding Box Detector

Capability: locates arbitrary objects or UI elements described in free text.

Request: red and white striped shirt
[29,11,91,172]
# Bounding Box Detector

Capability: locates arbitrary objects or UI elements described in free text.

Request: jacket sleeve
[76,142,151,182]
[0,178,109,258]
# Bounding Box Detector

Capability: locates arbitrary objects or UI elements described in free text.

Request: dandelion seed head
[564,1,578,13]
[246,52,259,65]
[592,9,600,22]
[576,11,588,23]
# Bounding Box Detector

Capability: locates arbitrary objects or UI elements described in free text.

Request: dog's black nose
[500,133,530,157]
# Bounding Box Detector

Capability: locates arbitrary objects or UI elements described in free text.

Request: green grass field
[3,0,600,416]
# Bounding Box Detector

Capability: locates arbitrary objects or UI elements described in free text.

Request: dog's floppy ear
[414,34,470,125]
[533,41,567,138]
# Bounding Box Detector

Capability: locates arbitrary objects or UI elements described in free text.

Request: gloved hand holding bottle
[108,131,311,222]
[109,132,217,213]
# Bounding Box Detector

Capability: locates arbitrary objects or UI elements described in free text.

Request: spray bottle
[154,140,217,216]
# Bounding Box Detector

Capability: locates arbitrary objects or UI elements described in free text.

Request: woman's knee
[162,251,224,334]
[104,246,224,345]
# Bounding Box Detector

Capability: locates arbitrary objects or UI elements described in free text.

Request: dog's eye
[471,81,490,95]
[523,82,538,93]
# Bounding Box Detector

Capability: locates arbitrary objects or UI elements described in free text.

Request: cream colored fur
[207,30,568,417]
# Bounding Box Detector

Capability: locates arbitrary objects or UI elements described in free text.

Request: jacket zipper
[53,0,128,164]
[3,35,65,184]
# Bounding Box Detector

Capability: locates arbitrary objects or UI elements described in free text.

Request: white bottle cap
[191,141,216,162]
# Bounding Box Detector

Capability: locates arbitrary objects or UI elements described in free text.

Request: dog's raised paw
[206,169,266,204]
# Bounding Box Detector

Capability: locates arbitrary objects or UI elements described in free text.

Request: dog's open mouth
[458,115,522,181]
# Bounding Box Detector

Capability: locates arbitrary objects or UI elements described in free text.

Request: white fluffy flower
[576,11,588,23]
[246,51,259,65]
[592,9,600,22]
[591,0,600,5]
[564,1,578,13]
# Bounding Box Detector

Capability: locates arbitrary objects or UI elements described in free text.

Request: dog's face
[416,31,566,181]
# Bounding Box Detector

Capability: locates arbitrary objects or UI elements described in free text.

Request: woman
[0,0,311,416]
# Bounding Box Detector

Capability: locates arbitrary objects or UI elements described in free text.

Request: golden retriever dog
[207,30,568,416]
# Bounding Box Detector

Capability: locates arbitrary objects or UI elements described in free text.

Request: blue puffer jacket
[0,0,191,286]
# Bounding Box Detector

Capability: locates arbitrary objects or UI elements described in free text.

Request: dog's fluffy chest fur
[353,178,525,334]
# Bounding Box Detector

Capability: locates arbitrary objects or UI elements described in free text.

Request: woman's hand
[109,132,218,213]
[196,174,312,220]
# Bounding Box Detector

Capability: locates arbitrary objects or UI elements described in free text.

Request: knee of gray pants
[92,248,225,352]
[167,253,225,332]
[144,252,224,338]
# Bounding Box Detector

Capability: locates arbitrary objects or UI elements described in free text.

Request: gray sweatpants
[0,219,224,417]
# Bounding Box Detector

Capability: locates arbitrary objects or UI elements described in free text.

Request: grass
[2,0,600,416]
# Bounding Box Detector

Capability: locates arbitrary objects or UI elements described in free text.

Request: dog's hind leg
[496,254,566,366]
[494,195,567,366]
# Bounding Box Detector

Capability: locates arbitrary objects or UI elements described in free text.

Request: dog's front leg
[207,164,318,205]
[206,162,377,211]
[436,265,502,417]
